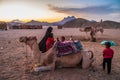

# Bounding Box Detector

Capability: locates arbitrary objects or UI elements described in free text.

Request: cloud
[48,4,120,15]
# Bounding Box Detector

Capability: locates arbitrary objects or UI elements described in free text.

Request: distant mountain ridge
[7,16,76,26]
[63,18,89,28]
[25,20,54,26]
[63,18,120,29]
[101,20,120,28]
[7,19,25,28]
[7,16,120,28]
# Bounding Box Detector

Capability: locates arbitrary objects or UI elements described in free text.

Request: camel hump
[88,50,94,59]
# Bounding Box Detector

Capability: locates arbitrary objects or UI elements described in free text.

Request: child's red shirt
[103,48,114,58]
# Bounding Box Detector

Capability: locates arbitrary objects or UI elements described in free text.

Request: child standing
[102,42,114,74]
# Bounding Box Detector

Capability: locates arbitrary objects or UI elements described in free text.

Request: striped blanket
[56,41,77,57]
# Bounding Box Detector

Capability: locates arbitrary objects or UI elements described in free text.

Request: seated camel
[19,36,95,72]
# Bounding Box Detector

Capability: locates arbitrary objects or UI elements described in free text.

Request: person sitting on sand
[102,42,114,74]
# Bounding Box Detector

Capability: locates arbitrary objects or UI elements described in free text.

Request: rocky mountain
[90,20,97,22]
[62,18,89,28]
[54,16,76,25]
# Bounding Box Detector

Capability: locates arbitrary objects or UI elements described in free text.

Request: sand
[0,28,120,80]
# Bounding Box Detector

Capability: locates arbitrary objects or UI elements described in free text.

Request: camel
[79,26,104,35]
[19,36,95,72]
[79,26,94,40]
[79,26,104,41]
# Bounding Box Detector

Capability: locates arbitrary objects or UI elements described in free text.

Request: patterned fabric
[57,41,77,57]
[74,41,83,51]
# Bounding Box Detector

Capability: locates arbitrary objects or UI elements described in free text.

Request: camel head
[19,36,27,43]
[19,36,37,49]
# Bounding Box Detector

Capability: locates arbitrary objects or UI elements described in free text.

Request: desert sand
[0,27,120,80]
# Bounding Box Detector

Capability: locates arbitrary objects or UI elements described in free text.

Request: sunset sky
[0,0,120,22]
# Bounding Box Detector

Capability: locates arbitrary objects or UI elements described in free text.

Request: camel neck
[32,41,41,54]
[30,41,42,64]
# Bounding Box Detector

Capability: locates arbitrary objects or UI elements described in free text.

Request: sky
[0,0,120,22]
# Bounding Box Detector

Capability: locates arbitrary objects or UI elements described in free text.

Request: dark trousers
[103,58,112,74]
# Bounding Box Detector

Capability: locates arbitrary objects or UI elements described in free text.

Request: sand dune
[0,28,120,80]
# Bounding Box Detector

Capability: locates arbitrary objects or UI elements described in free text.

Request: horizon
[0,17,64,22]
[1,16,120,23]
[0,0,120,22]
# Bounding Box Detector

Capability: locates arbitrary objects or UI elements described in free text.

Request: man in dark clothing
[38,27,53,53]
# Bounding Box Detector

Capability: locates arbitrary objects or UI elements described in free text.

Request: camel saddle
[56,41,77,57]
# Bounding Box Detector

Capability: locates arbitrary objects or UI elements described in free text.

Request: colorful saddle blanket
[74,40,83,51]
[56,41,77,57]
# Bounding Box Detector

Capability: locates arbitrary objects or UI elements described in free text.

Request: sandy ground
[0,28,120,80]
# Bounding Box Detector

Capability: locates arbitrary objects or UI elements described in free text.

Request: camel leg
[82,51,94,69]
[33,61,56,72]
[51,55,57,70]
[34,65,53,72]
[33,54,56,72]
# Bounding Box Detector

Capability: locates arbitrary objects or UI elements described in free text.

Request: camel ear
[19,36,27,43]
[33,36,37,41]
